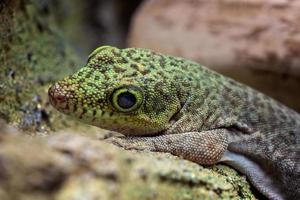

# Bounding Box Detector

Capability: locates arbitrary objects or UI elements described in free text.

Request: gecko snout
[48,83,69,108]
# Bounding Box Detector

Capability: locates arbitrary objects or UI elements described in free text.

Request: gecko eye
[111,86,143,112]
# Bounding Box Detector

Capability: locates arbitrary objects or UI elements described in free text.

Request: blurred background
[56,0,300,112]
[54,0,143,55]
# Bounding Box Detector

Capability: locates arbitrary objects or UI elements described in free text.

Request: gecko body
[48,46,300,200]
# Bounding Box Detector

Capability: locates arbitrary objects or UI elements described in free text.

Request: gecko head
[48,46,183,135]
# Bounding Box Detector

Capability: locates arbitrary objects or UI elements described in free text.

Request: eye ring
[111,86,143,112]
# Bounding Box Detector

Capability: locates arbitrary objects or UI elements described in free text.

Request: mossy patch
[0,0,83,133]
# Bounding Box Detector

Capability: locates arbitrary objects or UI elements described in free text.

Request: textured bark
[128,0,300,112]
[0,1,256,199]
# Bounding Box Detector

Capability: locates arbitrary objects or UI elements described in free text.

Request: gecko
[48,46,300,200]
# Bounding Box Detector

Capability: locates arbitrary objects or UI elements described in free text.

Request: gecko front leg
[106,129,229,165]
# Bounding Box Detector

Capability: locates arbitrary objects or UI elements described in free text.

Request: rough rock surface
[128,0,300,111]
[0,122,256,200]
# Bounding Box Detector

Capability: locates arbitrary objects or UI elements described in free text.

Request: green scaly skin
[49,46,300,200]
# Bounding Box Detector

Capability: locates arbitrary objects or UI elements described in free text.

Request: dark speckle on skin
[130,64,139,71]
[113,66,126,73]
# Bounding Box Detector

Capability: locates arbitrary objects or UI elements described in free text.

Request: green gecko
[48,46,300,200]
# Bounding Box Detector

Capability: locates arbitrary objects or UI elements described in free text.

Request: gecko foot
[105,136,155,151]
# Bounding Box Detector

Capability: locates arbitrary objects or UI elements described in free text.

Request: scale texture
[49,46,300,200]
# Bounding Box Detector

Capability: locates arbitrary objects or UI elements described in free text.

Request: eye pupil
[111,86,143,112]
[117,92,136,109]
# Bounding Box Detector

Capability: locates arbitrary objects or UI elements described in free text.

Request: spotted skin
[49,46,300,200]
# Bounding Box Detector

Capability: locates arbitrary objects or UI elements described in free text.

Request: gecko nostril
[55,94,67,102]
